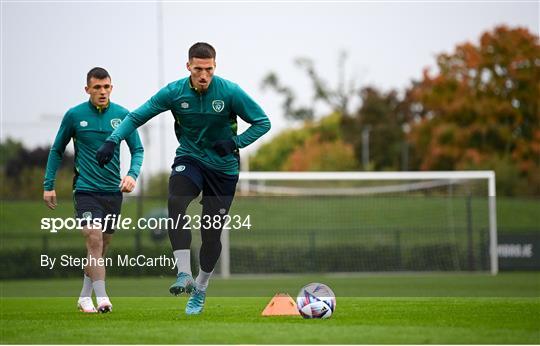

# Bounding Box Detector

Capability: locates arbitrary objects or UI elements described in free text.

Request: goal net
[217,171,497,276]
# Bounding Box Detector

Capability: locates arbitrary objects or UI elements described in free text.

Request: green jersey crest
[212,100,225,112]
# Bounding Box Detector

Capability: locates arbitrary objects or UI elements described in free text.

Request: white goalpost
[220,171,497,277]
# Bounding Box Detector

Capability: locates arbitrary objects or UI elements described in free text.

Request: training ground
[1,272,539,344]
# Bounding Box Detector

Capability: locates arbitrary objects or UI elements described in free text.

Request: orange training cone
[261,293,300,316]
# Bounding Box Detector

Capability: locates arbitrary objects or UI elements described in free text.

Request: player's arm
[96,85,173,167]
[212,85,271,156]
[119,129,144,193]
[43,112,74,209]
[230,84,271,148]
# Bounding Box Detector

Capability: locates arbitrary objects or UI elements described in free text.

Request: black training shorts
[170,155,239,211]
[74,191,122,234]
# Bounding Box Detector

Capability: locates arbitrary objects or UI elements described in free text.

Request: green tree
[341,87,406,170]
[0,138,23,166]
[283,134,359,171]
[0,139,74,199]
[404,25,540,195]
[249,112,357,171]
[249,127,312,171]
[257,53,370,171]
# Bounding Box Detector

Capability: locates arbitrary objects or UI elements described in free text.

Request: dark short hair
[87,67,110,85]
[188,42,216,60]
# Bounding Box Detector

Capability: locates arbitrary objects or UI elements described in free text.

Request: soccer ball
[296,283,336,319]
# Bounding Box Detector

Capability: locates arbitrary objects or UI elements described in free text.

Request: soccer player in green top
[43,67,144,313]
[96,42,271,315]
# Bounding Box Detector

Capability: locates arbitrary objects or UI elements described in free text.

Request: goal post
[220,171,497,277]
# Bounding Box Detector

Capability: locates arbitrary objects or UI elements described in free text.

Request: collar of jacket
[88,100,110,114]
[188,77,214,95]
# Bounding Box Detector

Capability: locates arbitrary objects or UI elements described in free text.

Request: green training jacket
[107,75,271,175]
[44,101,144,192]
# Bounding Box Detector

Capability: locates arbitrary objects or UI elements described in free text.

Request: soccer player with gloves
[44,67,144,313]
[96,42,271,315]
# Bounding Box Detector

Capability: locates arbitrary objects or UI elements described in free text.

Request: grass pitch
[1,273,539,344]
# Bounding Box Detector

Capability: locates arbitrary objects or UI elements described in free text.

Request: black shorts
[170,155,239,211]
[74,191,122,234]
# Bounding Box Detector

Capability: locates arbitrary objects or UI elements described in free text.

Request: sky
[1,1,538,176]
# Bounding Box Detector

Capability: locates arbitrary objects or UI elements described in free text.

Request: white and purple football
[296,283,336,319]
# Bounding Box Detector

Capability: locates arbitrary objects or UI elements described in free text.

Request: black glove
[212,139,237,157]
[96,140,117,168]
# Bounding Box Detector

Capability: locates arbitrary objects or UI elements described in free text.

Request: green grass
[1,297,538,344]
[1,273,539,344]
[3,272,539,297]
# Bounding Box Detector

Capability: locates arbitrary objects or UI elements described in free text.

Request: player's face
[85,77,113,107]
[187,58,216,91]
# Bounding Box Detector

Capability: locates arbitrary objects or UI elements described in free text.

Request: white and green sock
[79,274,93,298]
[173,249,192,276]
[195,268,213,291]
[92,280,108,299]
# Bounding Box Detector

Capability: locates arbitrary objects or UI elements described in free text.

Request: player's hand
[43,190,57,210]
[96,140,117,167]
[212,139,237,157]
[119,176,136,193]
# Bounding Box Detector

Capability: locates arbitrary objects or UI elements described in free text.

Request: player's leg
[79,243,94,310]
[74,192,100,313]
[186,171,238,315]
[81,225,112,312]
[168,165,202,295]
[89,192,121,313]
[78,268,95,313]
[198,201,226,286]
[92,232,112,312]
[185,202,231,315]
[89,232,114,312]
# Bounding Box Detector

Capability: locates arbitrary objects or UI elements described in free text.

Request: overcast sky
[1,1,538,175]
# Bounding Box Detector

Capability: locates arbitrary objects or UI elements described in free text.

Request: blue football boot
[185,288,206,315]
[169,272,195,296]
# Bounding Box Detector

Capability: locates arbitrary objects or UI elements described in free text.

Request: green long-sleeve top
[107,75,271,175]
[43,101,144,192]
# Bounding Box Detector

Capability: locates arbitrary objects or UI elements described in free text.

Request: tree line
[1,25,538,197]
[251,25,539,196]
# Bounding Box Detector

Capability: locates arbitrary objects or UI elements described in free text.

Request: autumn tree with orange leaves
[404,26,540,195]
